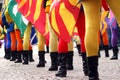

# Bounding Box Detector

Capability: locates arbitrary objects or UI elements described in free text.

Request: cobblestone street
[0,45,120,80]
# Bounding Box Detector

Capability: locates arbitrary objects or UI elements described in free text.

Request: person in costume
[45,0,58,71]
[36,29,46,67]
[45,0,75,71]
[2,0,12,60]
[49,2,88,77]
[22,22,35,65]
[50,0,120,79]
[109,9,119,60]
[75,5,89,76]
[98,7,109,57]
[4,7,17,61]
[14,24,23,63]
[0,3,5,52]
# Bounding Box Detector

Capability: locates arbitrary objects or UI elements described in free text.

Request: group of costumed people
[0,0,120,80]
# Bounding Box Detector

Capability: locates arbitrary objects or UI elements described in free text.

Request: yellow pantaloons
[68,41,73,51]
[46,13,58,52]
[36,26,46,67]
[23,23,32,50]
[36,30,45,51]
[82,0,101,57]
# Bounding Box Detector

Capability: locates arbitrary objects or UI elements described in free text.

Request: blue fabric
[6,32,11,49]
[30,27,38,45]
[2,13,9,28]
[7,22,14,32]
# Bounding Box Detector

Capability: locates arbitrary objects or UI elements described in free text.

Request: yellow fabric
[23,22,32,50]
[59,3,76,36]
[46,13,58,52]
[0,26,4,40]
[82,0,101,57]
[74,27,78,33]
[76,36,80,44]
[36,30,45,51]
[43,13,49,36]
[51,8,60,35]
[4,0,9,7]
[68,41,73,51]
[4,7,13,23]
[0,34,4,40]
[100,10,108,35]
[106,0,120,26]
[4,26,7,33]
[14,24,18,29]
[50,0,81,39]
[46,0,52,6]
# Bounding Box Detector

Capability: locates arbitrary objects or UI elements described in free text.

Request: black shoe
[82,52,88,76]
[87,56,99,80]
[110,46,118,60]
[104,45,109,57]
[36,51,45,67]
[49,65,58,71]
[56,53,67,77]
[15,51,22,63]
[49,52,58,71]
[28,50,35,62]
[55,71,66,77]
[10,51,17,61]
[66,51,74,70]
[15,60,22,63]
[22,51,29,65]
[110,56,118,60]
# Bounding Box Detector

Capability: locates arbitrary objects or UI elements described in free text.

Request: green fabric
[8,0,29,36]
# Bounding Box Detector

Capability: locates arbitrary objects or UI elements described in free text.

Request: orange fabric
[98,32,100,45]
[45,6,50,13]
[102,31,108,45]
[98,31,108,45]
[0,13,2,26]
[15,29,23,51]
[29,40,32,50]
[10,31,16,51]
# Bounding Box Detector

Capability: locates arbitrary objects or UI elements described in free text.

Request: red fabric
[16,0,46,35]
[10,31,16,51]
[28,40,32,50]
[76,9,86,53]
[45,39,49,46]
[102,0,109,11]
[45,32,49,46]
[58,39,68,53]
[15,29,23,51]
[49,0,80,43]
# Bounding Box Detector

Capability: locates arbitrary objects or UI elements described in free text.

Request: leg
[66,41,74,70]
[14,29,23,63]
[5,31,11,59]
[82,0,101,80]
[36,30,45,67]
[102,32,109,57]
[76,7,88,76]
[10,30,17,61]
[48,13,58,71]
[23,22,32,65]
[55,39,68,77]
